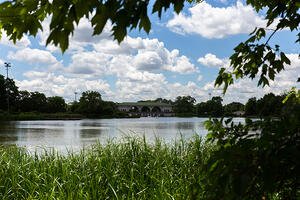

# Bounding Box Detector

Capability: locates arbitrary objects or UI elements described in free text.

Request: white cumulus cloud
[16,72,113,101]
[0,32,31,48]
[167,1,267,38]
[198,53,229,68]
[8,48,58,64]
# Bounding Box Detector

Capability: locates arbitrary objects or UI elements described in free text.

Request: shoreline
[0,112,263,121]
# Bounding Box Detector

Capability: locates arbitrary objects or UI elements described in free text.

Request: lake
[0,117,245,153]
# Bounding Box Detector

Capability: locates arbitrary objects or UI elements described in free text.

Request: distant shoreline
[0,112,264,121]
[0,113,84,121]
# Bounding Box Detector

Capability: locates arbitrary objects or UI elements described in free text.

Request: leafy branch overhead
[215,1,300,93]
[0,0,298,91]
[0,0,198,52]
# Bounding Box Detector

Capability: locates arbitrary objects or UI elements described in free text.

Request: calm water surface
[0,117,245,153]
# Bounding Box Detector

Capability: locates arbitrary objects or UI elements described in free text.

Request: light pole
[74,92,78,102]
[4,62,11,79]
[4,62,12,114]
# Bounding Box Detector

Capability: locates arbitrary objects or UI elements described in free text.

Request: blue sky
[0,0,299,103]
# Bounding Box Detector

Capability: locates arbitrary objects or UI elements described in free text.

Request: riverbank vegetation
[0,112,83,121]
[1,130,298,200]
[0,135,212,199]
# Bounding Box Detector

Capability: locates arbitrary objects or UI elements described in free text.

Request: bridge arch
[141,106,151,117]
[141,106,150,113]
[151,106,161,113]
[117,102,174,117]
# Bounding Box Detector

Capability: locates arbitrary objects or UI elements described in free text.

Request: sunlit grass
[0,135,212,199]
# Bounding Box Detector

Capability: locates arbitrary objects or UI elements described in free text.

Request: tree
[256,93,285,116]
[29,92,47,112]
[0,75,19,112]
[101,101,118,116]
[196,96,224,117]
[0,75,7,111]
[154,98,173,104]
[223,102,244,115]
[245,94,286,117]
[46,96,66,113]
[78,91,102,115]
[17,90,32,112]
[244,97,257,116]
[16,91,47,112]
[17,91,47,112]
[68,101,80,113]
[0,0,196,52]
[173,96,196,115]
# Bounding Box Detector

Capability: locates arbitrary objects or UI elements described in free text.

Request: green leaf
[174,1,184,14]
[112,25,127,43]
[268,68,275,80]
[92,12,108,35]
[139,16,151,33]
[280,52,291,65]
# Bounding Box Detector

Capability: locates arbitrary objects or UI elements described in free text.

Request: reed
[0,135,213,199]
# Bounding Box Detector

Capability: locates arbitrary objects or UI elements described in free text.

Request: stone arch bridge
[117,102,174,117]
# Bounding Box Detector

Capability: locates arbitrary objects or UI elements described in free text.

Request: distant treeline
[0,75,124,118]
[153,94,294,117]
[0,75,297,119]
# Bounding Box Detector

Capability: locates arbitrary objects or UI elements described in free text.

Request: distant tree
[196,102,207,116]
[173,96,196,115]
[256,93,285,116]
[245,97,257,116]
[0,75,19,112]
[29,92,47,112]
[0,75,7,111]
[17,90,32,112]
[224,102,244,115]
[138,98,173,104]
[16,91,47,113]
[211,96,224,116]
[68,101,80,113]
[154,98,173,104]
[78,91,102,115]
[245,94,285,117]
[46,96,66,113]
[196,96,224,117]
[101,101,117,116]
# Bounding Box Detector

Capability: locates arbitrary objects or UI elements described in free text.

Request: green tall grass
[0,136,212,199]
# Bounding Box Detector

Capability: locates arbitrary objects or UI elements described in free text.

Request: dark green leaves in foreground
[0,0,193,52]
[203,92,300,199]
[0,0,48,43]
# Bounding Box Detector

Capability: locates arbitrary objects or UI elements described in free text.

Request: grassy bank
[0,112,135,121]
[0,136,212,199]
[0,113,84,121]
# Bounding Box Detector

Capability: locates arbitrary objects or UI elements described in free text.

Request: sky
[0,0,299,104]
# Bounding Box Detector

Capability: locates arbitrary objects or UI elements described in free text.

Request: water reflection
[0,122,18,144]
[0,117,246,153]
